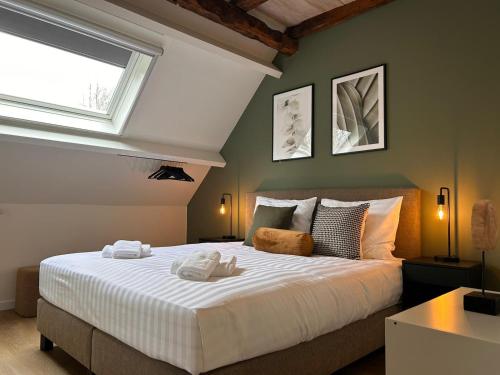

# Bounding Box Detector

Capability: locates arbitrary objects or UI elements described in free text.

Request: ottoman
[15,265,40,317]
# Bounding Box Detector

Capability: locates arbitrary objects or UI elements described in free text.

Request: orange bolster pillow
[252,227,313,256]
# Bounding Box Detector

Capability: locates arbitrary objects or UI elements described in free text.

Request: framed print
[331,65,386,155]
[272,84,313,162]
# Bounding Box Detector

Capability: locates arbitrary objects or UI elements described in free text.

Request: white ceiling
[124,38,264,152]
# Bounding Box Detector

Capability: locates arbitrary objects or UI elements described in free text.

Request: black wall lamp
[219,193,235,239]
[435,186,460,262]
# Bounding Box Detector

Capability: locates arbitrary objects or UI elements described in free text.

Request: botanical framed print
[331,65,386,155]
[272,84,313,162]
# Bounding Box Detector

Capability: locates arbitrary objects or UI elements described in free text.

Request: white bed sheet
[39,242,402,374]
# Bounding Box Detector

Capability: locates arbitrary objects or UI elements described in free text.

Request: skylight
[0,31,124,115]
[0,1,162,135]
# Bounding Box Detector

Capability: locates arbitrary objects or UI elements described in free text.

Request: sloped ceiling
[124,38,264,151]
[3,0,280,160]
[0,0,281,206]
[0,141,210,206]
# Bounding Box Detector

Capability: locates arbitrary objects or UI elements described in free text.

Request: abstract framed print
[272,84,313,162]
[331,65,386,155]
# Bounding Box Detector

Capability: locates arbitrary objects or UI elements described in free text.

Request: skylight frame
[0,0,162,136]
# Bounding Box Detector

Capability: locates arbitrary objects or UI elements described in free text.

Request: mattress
[39,242,402,375]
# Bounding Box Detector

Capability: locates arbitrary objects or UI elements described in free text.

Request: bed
[37,187,421,375]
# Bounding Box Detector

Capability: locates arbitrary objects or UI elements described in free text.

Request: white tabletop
[388,287,500,344]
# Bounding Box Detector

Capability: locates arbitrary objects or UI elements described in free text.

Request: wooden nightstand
[402,257,481,308]
[199,237,245,243]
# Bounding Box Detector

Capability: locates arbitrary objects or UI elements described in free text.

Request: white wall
[0,204,186,309]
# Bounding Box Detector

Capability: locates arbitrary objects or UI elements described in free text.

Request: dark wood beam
[168,0,297,55]
[231,0,268,12]
[287,0,395,39]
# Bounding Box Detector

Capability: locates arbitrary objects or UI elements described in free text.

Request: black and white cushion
[312,203,370,259]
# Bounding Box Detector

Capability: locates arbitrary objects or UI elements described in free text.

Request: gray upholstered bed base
[37,298,401,375]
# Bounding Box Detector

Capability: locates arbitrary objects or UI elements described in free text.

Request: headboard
[246,188,421,259]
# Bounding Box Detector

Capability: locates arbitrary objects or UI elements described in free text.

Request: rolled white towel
[177,251,221,281]
[170,257,185,275]
[102,245,114,258]
[212,255,237,277]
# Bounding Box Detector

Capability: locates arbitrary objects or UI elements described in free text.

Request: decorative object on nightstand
[386,288,500,375]
[402,257,481,308]
[434,186,460,262]
[463,200,500,315]
[219,193,236,240]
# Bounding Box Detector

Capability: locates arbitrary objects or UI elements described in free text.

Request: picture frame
[272,84,314,162]
[331,65,386,156]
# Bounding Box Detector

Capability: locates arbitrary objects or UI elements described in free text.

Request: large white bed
[40,241,402,375]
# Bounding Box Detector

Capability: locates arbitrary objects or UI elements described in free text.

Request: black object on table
[402,257,481,308]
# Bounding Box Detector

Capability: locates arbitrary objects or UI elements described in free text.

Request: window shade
[0,0,163,67]
[0,6,132,67]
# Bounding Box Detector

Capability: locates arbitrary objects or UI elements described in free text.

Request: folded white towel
[113,240,142,259]
[141,244,152,258]
[177,251,221,281]
[170,256,185,274]
[102,245,114,258]
[171,254,237,278]
[212,256,237,277]
[102,242,152,259]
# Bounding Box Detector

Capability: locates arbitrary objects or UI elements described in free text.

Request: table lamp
[434,187,460,262]
[463,200,500,315]
[219,193,235,239]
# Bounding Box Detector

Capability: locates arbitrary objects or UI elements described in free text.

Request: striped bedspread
[39,242,402,374]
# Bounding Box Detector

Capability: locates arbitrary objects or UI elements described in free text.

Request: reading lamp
[219,193,235,240]
[435,187,460,262]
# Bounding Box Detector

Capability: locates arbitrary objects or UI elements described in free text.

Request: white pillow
[255,196,317,233]
[320,196,403,259]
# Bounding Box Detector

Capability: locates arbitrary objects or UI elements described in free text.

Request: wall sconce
[435,187,460,262]
[219,193,235,239]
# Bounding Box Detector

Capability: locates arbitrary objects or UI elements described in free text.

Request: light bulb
[219,204,226,215]
[437,205,445,220]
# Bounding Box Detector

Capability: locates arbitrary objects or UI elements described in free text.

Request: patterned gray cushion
[312,203,370,259]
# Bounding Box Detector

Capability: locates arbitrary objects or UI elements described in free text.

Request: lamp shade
[471,200,498,252]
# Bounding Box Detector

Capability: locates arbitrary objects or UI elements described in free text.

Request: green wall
[188,0,500,288]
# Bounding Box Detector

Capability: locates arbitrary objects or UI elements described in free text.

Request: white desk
[386,287,500,375]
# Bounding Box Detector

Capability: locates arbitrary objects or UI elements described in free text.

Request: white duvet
[39,242,402,374]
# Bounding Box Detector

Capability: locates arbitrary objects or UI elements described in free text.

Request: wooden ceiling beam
[168,0,297,55]
[231,0,269,12]
[287,0,395,39]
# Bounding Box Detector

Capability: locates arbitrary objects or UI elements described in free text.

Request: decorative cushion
[252,227,313,256]
[312,204,370,259]
[255,196,317,233]
[321,196,403,259]
[244,205,297,246]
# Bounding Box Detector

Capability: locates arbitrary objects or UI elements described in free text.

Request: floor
[0,310,385,375]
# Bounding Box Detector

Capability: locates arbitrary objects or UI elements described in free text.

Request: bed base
[37,298,400,375]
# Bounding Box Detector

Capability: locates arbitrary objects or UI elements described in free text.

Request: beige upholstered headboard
[245,188,421,260]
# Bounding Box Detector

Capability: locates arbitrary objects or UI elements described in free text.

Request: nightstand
[386,288,500,375]
[199,237,244,243]
[402,257,481,308]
